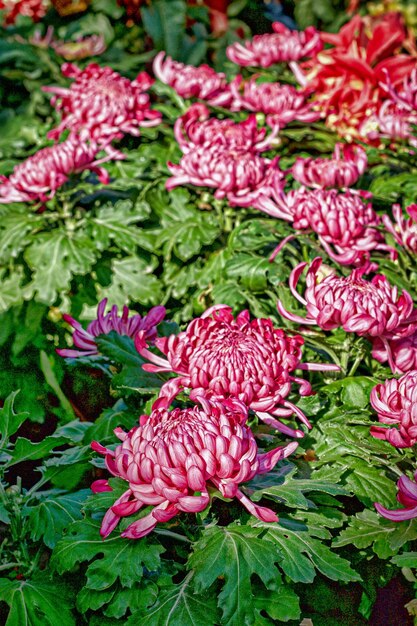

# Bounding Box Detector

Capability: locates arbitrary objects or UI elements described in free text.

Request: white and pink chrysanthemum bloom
[91,396,299,539]
[383,203,417,254]
[292,144,368,189]
[173,103,278,154]
[152,52,233,107]
[372,332,417,375]
[57,298,166,359]
[370,372,417,448]
[0,135,115,204]
[44,63,161,146]
[265,188,394,267]
[375,469,417,521]
[278,258,417,357]
[229,77,320,130]
[226,22,322,68]
[136,305,339,438]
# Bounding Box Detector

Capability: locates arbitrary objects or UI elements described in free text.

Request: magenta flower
[375,469,417,521]
[372,333,417,375]
[91,397,298,538]
[57,299,166,358]
[226,23,322,68]
[383,203,417,254]
[292,144,368,189]
[152,52,233,107]
[136,305,339,438]
[230,77,320,129]
[370,372,417,448]
[278,257,417,343]
[44,63,161,145]
[174,103,278,154]
[360,101,415,146]
[166,144,284,207]
[0,135,114,204]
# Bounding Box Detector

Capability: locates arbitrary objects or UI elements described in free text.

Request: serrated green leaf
[0,391,28,447]
[0,267,25,312]
[345,461,398,507]
[257,522,360,583]
[84,400,137,443]
[104,580,158,618]
[28,489,90,548]
[128,572,219,626]
[6,435,68,468]
[226,253,270,292]
[51,518,164,590]
[188,524,282,626]
[253,585,301,623]
[391,552,417,568]
[90,200,154,253]
[98,257,162,307]
[0,209,43,263]
[0,574,76,626]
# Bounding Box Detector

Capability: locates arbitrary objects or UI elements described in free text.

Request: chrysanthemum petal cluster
[372,332,417,374]
[375,469,417,521]
[57,298,166,358]
[383,203,417,253]
[91,397,298,538]
[226,22,322,68]
[370,372,417,447]
[292,144,368,189]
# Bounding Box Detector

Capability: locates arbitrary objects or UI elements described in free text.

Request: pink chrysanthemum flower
[57,298,166,359]
[370,372,417,448]
[152,52,233,107]
[166,145,284,207]
[264,188,393,266]
[136,305,339,438]
[375,469,417,521]
[292,144,368,189]
[174,103,278,154]
[0,135,114,204]
[230,77,320,129]
[383,203,417,254]
[0,0,48,25]
[372,333,417,375]
[278,257,417,347]
[52,35,107,61]
[91,396,299,538]
[359,101,416,146]
[226,22,322,68]
[44,63,161,145]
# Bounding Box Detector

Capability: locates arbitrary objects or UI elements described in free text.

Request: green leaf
[253,586,301,623]
[28,489,90,548]
[98,257,162,307]
[0,574,76,626]
[391,552,417,568]
[85,400,137,443]
[141,0,186,58]
[23,230,98,303]
[90,200,154,253]
[344,461,398,508]
[51,518,164,590]
[104,581,158,619]
[226,253,270,292]
[0,267,25,312]
[188,524,282,626]
[0,391,28,448]
[0,208,43,263]
[257,521,360,583]
[128,572,219,626]
[6,435,68,468]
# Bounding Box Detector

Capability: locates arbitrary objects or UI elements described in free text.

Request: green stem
[153,529,191,543]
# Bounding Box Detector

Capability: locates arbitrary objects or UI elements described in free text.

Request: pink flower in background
[372,333,417,374]
[370,372,417,448]
[57,298,166,358]
[136,305,339,438]
[278,257,417,343]
[152,52,233,107]
[383,203,417,253]
[166,145,284,207]
[230,77,320,129]
[292,144,368,188]
[0,0,48,25]
[375,469,417,521]
[44,63,161,145]
[226,23,322,68]
[52,35,107,61]
[0,135,114,204]
[174,103,278,154]
[360,101,415,145]
[91,397,298,538]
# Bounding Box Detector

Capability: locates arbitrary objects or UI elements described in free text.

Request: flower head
[226,23,322,68]
[44,63,161,144]
[372,332,417,374]
[230,77,320,129]
[153,52,233,107]
[91,396,298,538]
[370,372,417,447]
[383,203,417,254]
[52,34,106,61]
[57,298,166,358]
[278,257,417,342]
[136,305,339,438]
[0,135,114,204]
[292,144,368,189]
[375,469,417,521]
[0,0,48,25]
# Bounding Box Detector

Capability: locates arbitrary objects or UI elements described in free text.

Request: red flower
[0,0,48,25]
[91,397,298,538]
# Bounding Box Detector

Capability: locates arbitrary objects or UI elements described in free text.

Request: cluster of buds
[226,22,322,68]
[0,135,116,204]
[44,63,161,147]
[370,372,417,448]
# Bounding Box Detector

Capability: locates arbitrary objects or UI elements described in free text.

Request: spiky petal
[375,469,417,521]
